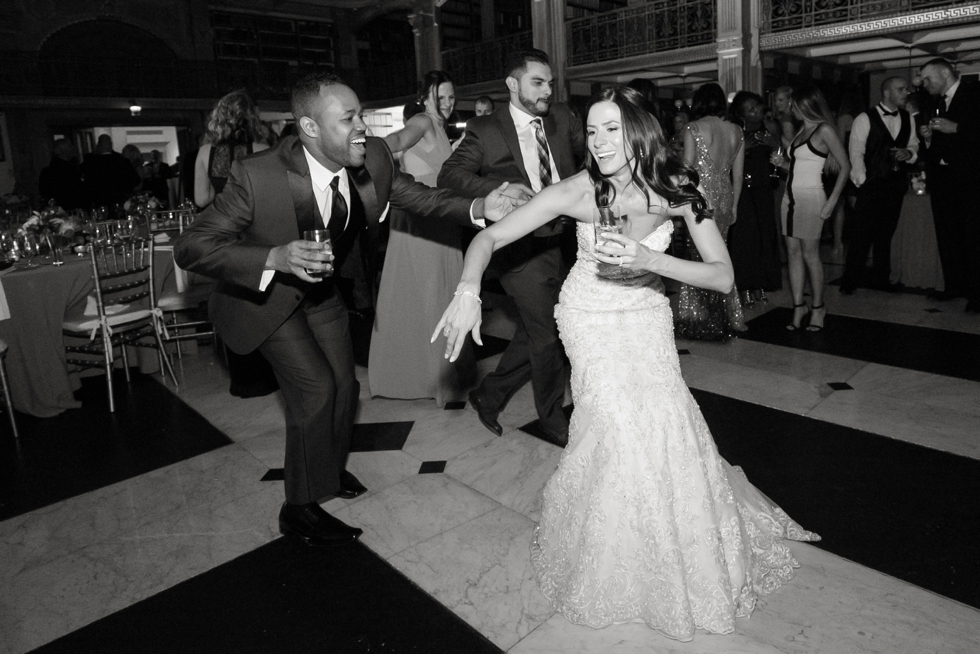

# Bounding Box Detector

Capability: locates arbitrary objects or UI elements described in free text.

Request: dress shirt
[848,104,920,187]
[509,103,561,193]
[943,78,961,112]
[259,145,389,290]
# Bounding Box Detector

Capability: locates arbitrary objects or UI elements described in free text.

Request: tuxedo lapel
[497,111,531,187]
[347,164,378,223]
[284,139,318,237]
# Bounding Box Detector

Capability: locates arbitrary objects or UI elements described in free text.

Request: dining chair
[155,209,216,359]
[0,338,19,439]
[62,236,179,412]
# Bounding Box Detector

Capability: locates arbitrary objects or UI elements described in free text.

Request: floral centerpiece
[16,206,83,255]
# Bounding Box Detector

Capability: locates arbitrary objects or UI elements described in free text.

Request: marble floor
[2,260,980,653]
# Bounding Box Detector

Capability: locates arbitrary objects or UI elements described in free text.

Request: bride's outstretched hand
[431,291,483,362]
[595,232,656,273]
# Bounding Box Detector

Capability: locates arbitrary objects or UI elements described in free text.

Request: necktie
[532,119,552,189]
[938,94,947,117]
[326,175,348,241]
[881,107,898,117]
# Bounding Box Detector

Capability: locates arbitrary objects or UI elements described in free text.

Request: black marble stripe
[0,374,232,521]
[740,306,980,382]
[31,539,504,654]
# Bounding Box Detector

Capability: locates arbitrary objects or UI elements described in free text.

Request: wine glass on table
[16,233,40,268]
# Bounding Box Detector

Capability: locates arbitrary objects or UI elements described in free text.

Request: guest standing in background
[39,139,88,210]
[828,89,862,262]
[82,134,140,210]
[194,90,271,209]
[625,77,662,124]
[773,86,799,144]
[194,90,276,398]
[670,108,691,156]
[473,96,495,117]
[369,70,476,407]
[774,85,850,331]
[675,82,745,340]
[840,77,918,295]
[917,58,980,313]
[727,91,782,307]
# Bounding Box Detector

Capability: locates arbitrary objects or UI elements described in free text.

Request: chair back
[87,236,156,318]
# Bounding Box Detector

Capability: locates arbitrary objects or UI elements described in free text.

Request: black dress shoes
[336,470,368,499]
[469,391,502,436]
[279,502,362,547]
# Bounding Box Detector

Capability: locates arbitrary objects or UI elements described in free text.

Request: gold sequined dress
[675,122,746,341]
[531,220,819,641]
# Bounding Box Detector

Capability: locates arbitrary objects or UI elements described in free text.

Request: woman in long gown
[435,86,819,641]
[727,91,783,306]
[773,85,850,331]
[194,90,276,398]
[675,83,746,340]
[369,71,475,406]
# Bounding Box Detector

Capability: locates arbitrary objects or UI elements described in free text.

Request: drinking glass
[0,233,16,263]
[302,229,333,278]
[93,222,112,247]
[17,233,40,268]
[115,218,136,243]
[594,207,629,279]
[46,233,66,266]
[770,145,787,178]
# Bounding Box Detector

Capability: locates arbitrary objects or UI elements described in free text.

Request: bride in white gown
[434,86,819,641]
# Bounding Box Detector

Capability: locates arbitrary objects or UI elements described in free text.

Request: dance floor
[2,260,979,653]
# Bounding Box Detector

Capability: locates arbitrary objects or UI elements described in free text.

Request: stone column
[530,0,568,102]
[716,0,762,95]
[410,0,442,79]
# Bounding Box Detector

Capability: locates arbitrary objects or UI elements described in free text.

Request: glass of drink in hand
[594,207,629,279]
[302,229,332,279]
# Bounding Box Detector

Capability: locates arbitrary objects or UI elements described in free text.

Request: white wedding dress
[531,219,819,641]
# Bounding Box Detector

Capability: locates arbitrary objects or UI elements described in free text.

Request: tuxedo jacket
[174,135,474,354]
[924,81,980,175]
[438,103,585,263]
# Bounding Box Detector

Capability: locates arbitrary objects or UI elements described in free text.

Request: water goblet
[302,229,333,279]
[17,233,40,268]
[115,219,136,243]
[92,222,112,248]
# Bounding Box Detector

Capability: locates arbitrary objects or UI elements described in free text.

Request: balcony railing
[763,0,975,34]
[442,31,534,87]
[567,0,715,67]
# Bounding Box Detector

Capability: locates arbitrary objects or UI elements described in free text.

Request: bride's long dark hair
[585,86,711,223]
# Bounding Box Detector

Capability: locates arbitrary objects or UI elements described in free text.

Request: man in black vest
[840,77,919,294]
[919,58,980,312]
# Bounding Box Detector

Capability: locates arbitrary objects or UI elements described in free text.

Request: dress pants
[258,295,358,505]
[479,244,568,436]
[841,173,907,289]
[929,165,980,301]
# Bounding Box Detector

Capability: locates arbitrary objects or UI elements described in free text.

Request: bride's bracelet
[453,290,482,304]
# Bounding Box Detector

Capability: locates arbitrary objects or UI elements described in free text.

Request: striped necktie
[532,118,552,189]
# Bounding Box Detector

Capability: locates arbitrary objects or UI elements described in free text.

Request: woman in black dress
[727,91,783,307]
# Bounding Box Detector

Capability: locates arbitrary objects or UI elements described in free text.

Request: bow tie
[881,108,898,117]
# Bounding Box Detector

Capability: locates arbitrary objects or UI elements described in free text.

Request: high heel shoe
[786,302,810,331]
[740,290,755,309]
[807,304,826,332]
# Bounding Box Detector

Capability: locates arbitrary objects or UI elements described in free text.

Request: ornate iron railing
[442,31,534,87]
[567,0,715,67]
[762,0,975,33]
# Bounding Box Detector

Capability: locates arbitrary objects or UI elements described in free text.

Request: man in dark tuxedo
[840,77,919,294]
[918,58,980,312]
[439,49,585,447]
[175,72,512,547]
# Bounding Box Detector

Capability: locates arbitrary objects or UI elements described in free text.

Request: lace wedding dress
[531,220,819,641]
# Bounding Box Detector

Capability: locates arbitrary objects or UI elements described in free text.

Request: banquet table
[890,190,945,292]
[0,246,183,417]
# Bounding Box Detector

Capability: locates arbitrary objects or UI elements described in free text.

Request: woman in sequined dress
[435,86,819,642]
[675,83,746,340]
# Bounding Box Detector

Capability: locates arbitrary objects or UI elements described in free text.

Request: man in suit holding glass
[918,58,980,312]
[439,49,585,447]
[175,72,514,547]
